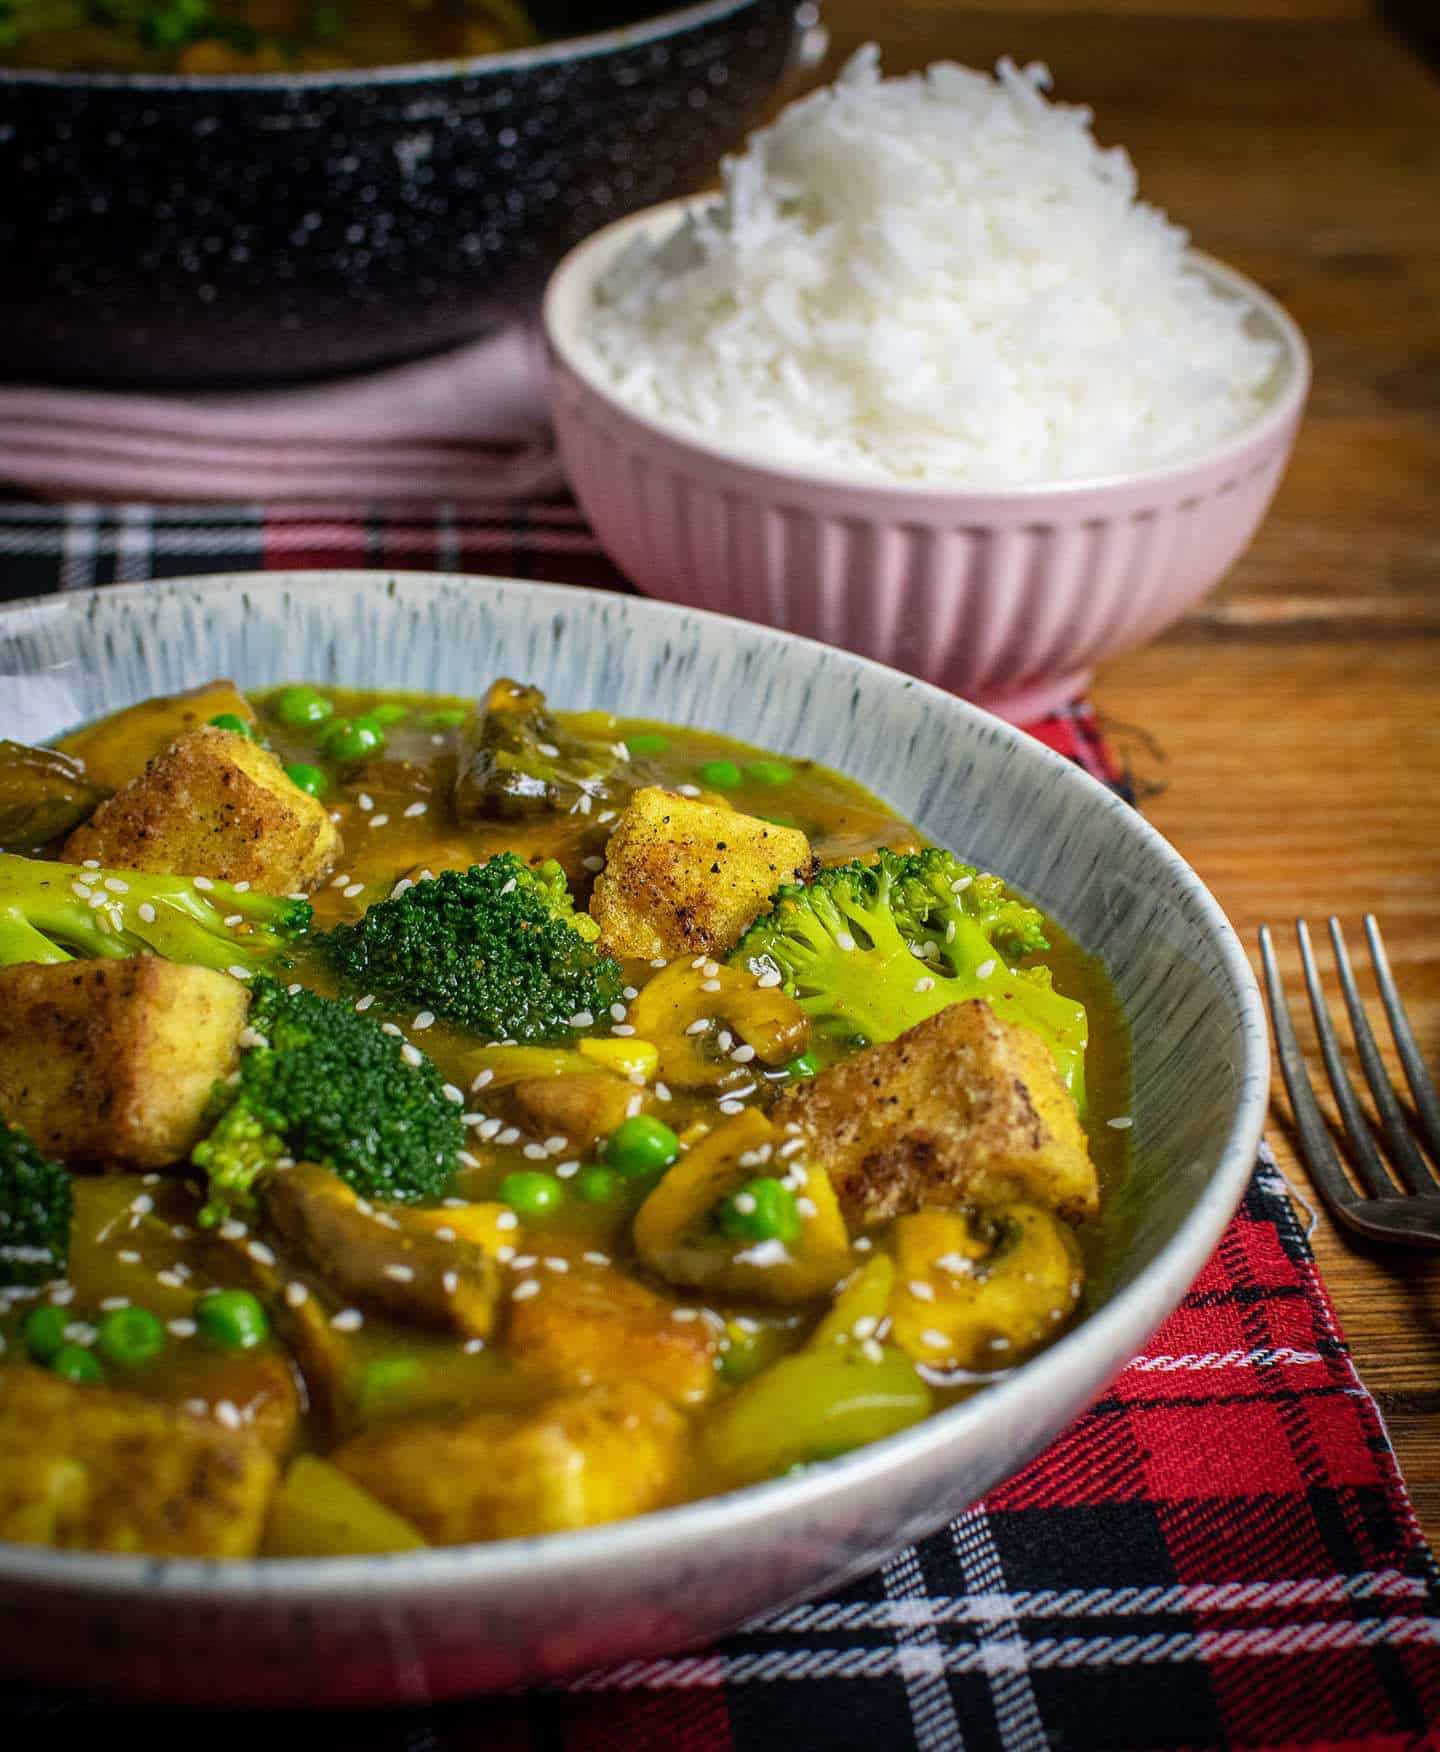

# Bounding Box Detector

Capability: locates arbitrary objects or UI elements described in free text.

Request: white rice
[585,47,1281,486]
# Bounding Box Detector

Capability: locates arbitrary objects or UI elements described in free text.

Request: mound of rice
[583,47,1281,486]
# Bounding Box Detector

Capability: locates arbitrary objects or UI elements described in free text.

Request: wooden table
[811,0,1440,1545]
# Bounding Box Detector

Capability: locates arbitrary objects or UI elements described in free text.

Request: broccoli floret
[192,976,462,1225]
[0,1117,71,1288]
[731,848,1088,1102]
[0,852,311,974]
[318,853,623,1045]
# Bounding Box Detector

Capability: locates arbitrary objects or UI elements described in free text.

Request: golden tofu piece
[0,1364,277,1558]
[57,679,257,794]
[511,1070,643,1149]
[266,1163,502,1341]
[589,787,814,959]
[507,1264,718,1407]
[0,957,248,1169]
[772,1001,1098,1226]
[63,726,342,895]
[333,1382,686,1544]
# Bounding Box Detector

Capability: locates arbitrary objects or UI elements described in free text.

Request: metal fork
[1259,915,1440,1246]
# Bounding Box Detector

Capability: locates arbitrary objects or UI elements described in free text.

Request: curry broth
[3,685,1129,1539]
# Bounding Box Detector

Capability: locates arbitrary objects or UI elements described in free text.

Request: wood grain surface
[811,2,1440,1545]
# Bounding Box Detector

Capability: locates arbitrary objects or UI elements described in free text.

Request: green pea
[50,1344,103,1385]
[744,759,794,786]
[284,762,328,799]
[697,759,743,789]
[784,1051,820,1079]
[576,1165,621,1204]
[603,1115,680,1177]
[208,713,252,738]
[195,1289,270,1352]
[424,708,467,731]
[716,1176,802,1245]
[21,1304,69,1362]
[96,1305,166,1368]
[499,1171,563,1217]
[624,732,668,757]
[323,717,386,763]
[368,702,409,725]
[274,685,334,728]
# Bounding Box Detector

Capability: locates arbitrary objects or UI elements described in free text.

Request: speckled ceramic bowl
[0,570,1268,1705]
[0,0,799,388]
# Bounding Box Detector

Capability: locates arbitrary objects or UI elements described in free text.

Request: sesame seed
[218,1219,247,1241]
[496,1126,520,1146]
[357,793,374,812]
[622,985,639,1000]
[222,913,243,928]
[63,1323,97,1346]
[625,1092,644,1117]
[168,1318,197,1338]
[1107,1116,1134,1130]
[719,1099,745,1116]
[922,1329,950,1350]
[796,1196,817,1218]
[569,1010,595,1029]
[289,983,303,995]
[537,742,560,758]
[609,1003,628,1022]
[945,920,957,943]
[81,858,100,869]
[403,801,428,818]
[555,1160,580,1179]
[391,878,415,899]
[247,1241,276,1267]
[496,1209,519,1231]
[354,993,376,1012]
[499,876,517,896]
[835,931,856,953]
[114,1252,140,1267]
[182,1397,209,1417]
[99,1296,129,1312]
[401,1043,424,1067]
[228,964,253,981]
[976,959,997,980]
[129,1193,153,1216]
[733,1192,757,1215]
[582,1250,611,1267]
[156,1270,185,1290]
[463,1337,485,1353]
[671,1308,699,1322]
[778,1138,805,1159]
[383,1263,415,1283]
[471,1068,494,1091]
[442,1270,459,1295]
[137,901,157,924]
[853,1316,879,1339]
[523,1143,548,1161]
[684,1018,712,1036]
[914,976,936,993]
[544,1135,568,1154]
[677,784,701,798]
[581,855,604,873]
[381,1022,402,1037]
[510,1254,538,1270]
[861,1338,885,1365]
[512,1279,541,1301]
[214,1400,242,1430]
[442,1083,465,1105]
[700,978,722,993]
[853,1236,873,1253]
[193,876,214,891]
[343,882,365,899]
[544,1257,569,1273]
[103,876,129,894]
[655,1082,672,1102]
[731,1044,757,1064]
[907,1279,936,1301]
[478,1117,503,1141]
[612,1023,637,1036]
[285,1281,309,1308]
[755,969,782,989]
[87,889,108,910]
[330,872,351,889]
[330,1309,364,1332]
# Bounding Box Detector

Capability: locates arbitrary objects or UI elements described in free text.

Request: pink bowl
[543,198,1310,721]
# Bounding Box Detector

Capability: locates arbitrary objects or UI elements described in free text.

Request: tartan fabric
[1,499,1436,1746]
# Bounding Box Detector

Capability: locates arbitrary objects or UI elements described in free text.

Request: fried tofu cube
[0,1365,277,1557]
[507,1264,718,1407]
[56,679,257,794]
[0,957,248,1169]
[333,1382,686,1543]
[772,1001,1098,1226]
[589,787,814,958]
[62,726,342,895]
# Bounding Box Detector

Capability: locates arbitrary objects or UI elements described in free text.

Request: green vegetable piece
[744,759,794,786]
[424,708,467,731]
[784,1050,821,1079]
[576,1166,621,1204]
[0,1119,72,1288]
[696,759,743,789]
[624,732,668,757]
[285,762,327,799]
[499,1171,563,1217]
[324,718,387,763]
[603,1115,680,1177]
[96,1305,166,1368]
[21,1304,68,1362]
[0,852,311,977]
[195,1289,270,1352]
[275,685,334,728]
[354,1355,423,1414]
[368,703,408,725]
[715,1176,801,1245]
[50,1344,103,1385]
[208,712,252,737]
[191,977,461,1224]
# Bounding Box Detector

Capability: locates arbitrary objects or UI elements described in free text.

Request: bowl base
[965,669,1094,725]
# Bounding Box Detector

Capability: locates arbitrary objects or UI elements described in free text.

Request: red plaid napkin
[1,501,1436,1747]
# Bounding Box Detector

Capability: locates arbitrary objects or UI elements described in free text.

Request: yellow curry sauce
[0,684,1127,1556]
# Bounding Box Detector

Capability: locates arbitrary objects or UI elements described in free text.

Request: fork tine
[1328,917,1438,1192]
[1364,914,1440,1165]
[1260,925,1357,1215]
[1295,920,1397,1198]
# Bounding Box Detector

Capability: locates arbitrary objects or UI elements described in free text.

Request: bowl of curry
[0,570,1268,1703]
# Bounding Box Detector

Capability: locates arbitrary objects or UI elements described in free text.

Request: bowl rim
[543,193,1312,500]
[0,0,774,91]
[0,568,1270,1605]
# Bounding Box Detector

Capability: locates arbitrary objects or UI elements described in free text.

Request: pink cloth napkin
[0,324,564,504]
